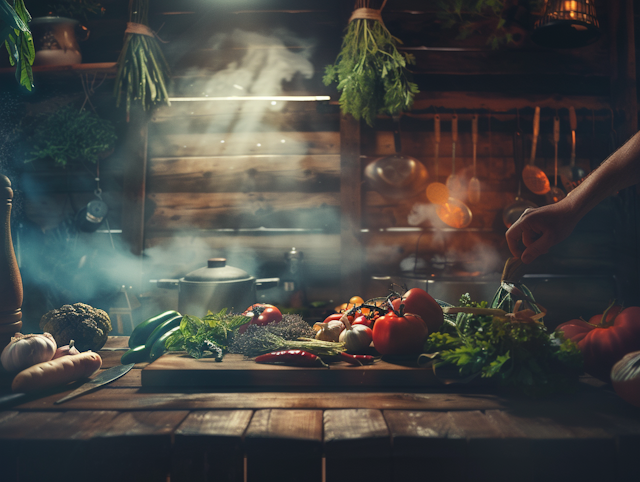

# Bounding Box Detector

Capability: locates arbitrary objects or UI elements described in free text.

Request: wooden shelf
[0,62,117,78]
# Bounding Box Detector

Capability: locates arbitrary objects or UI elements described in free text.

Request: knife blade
[54,363,135,405]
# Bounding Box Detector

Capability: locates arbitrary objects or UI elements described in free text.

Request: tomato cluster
[329,288,444,356]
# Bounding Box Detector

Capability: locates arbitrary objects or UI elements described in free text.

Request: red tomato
[324,313,353,324]
[372,310,429,355]
[239,304,282,333]
[391,288,444,334]
[559,306,640,382]
[352,314,373,329]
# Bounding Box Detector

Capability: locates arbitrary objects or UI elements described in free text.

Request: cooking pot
[157,258,279,317]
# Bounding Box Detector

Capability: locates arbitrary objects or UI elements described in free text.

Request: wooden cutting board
[141,353,440,388]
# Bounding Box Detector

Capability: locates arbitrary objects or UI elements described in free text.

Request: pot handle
[256,278,279,290]
[157,279,179,289]
[76,23,90,42]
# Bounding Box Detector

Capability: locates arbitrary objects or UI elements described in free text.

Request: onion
[611,351,640,408]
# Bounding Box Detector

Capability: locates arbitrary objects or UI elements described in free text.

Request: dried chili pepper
[339,352,375,366]
[254,350,329,368]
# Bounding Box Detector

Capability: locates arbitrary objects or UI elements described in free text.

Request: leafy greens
[323,4,418,127]
[425,294,583,395]
[165,309,251,360]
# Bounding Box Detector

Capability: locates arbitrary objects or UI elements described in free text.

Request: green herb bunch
[43,0,104,21]
[425,294,583,395]
[323,2,418,127]
[435,0,545,49]
[25,105,117,168]
[1,0,34,91]
[165,309,252,360]
[114,0,170,121]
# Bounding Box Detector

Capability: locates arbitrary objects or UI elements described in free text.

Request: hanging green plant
[323,0,418,127]
[24,105,117,168]
[114,0,170,121]
[435,0,544,49]
[1,0,34,91]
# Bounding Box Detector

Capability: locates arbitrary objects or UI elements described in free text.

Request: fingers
[521,232,551,264]
[506,224,525,258]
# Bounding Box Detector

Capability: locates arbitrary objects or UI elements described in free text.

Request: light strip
[168,95,331,102]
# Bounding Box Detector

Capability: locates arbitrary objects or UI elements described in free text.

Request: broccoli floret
[39,303,112,351]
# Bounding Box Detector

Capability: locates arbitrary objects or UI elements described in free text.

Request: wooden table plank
[324,409,391,482]
[172,410,253,482]
[486,409,616,482]
[384,410,468,482]
[0,411,64,482]
[15,411,120,481]
[87,410,190,482]
[245,409,323,482]
[10,388,511,411]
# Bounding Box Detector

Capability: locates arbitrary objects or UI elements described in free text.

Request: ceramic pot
[30,16,89,66]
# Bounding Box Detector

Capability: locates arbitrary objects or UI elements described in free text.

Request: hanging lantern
[532,0,601,48]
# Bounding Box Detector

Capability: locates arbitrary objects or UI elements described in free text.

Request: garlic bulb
[313,320,344,342]
[338,313,373,353]
[1,332,57,373]
[53,340,80,359]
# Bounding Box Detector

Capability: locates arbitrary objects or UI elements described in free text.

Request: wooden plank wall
[138,0,626,306]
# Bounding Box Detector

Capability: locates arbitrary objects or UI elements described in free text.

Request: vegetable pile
[40,302,112,352]
[323,0,418,126]
[424,294,583,395]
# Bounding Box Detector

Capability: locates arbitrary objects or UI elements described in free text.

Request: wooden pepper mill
[0,174,23,351]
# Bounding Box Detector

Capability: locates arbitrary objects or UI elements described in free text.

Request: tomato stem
[599,300,619,328]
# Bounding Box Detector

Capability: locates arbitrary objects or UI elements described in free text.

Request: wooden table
[1,336,640,482]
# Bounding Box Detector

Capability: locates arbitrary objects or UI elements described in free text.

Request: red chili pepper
[254,350,329,368]
[339,352,375,366]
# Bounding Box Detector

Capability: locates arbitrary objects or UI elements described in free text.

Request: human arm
[506,129,640,264]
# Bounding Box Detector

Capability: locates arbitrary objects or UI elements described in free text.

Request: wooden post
[120,108,150,292]
[340,114,363,297]
[609,0,637,142]
[0,174,22,349]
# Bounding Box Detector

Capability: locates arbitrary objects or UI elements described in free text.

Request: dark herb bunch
[24,105,117,168]
[425,294,583,395]
[165,309,251,360]
[230,314,344,358]
[323,0,418,127]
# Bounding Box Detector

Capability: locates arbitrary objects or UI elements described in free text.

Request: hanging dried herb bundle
[323,0,418,127]
[114,0,170,120]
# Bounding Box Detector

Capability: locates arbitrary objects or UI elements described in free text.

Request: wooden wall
[1,0,638,328]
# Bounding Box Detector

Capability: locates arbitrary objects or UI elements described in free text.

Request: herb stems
[323,0,418,126]
[114,0,171,121]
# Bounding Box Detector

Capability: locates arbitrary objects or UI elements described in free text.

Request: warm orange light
[426,182,449,205]
[437,202,467,229]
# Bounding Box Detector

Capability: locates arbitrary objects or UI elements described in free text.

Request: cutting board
[141,353,440,388]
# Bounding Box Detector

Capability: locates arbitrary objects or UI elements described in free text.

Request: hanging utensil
[568,106,585,181]
[426,114,449,204]
[546,115,566,204]
[446,114,462,195]
[522,106,550,195]
[468,114,481,204]
[503,109,537,228]
[436,197,472,229]
[364,115,429,200]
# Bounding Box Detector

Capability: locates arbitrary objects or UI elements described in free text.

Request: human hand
[505,202,578,264]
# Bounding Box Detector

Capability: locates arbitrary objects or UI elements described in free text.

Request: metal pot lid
[183,258,253,283]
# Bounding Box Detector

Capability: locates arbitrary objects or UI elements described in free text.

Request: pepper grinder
[283,247,306,308]
[0,175,22,351]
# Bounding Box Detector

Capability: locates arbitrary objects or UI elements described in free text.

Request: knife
[54,363,134,405]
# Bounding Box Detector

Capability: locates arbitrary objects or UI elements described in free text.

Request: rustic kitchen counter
[1,336,640,482]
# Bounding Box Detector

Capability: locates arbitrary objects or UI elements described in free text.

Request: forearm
[563,129,640,219]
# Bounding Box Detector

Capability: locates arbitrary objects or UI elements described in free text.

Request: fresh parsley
[425,294,583,395]
[323,12,418,126]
